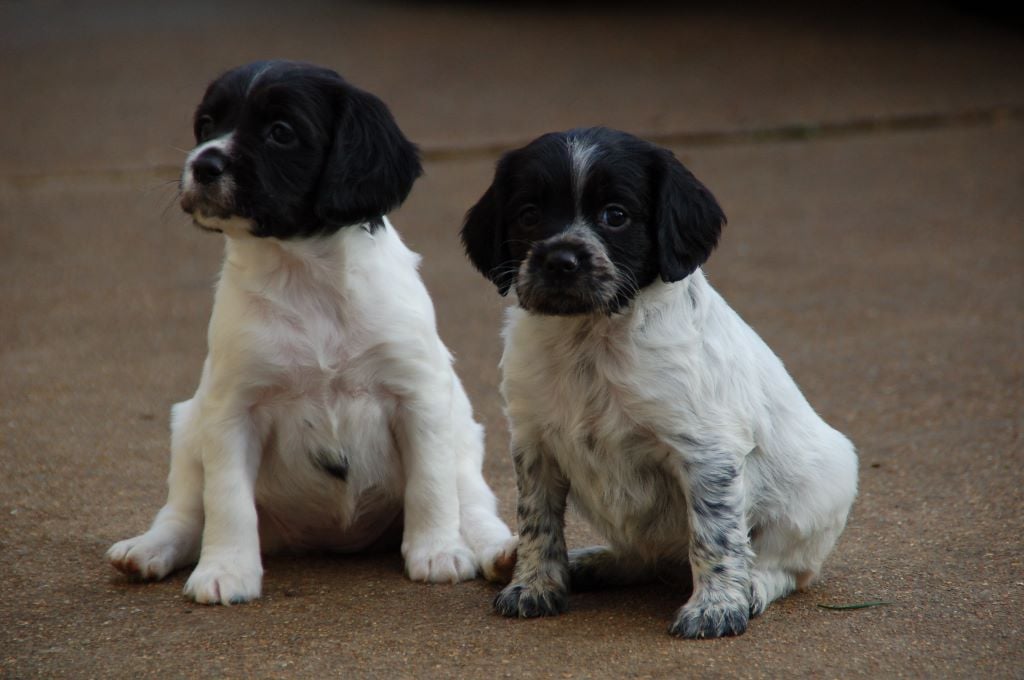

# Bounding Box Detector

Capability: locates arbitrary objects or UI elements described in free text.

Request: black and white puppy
[107,61,513,604]
[461,127,858,638]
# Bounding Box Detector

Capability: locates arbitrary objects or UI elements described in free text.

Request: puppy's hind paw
[478,535,518,584]
[106,533,193,581]
[749,577,768,618]
[404,535,478,584]
[183,557,262,605]
[493,581,568,618]
[669,597,749,639]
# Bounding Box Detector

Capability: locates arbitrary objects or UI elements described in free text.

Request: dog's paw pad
[404,537,477,584]
[669,597,749,639]
[479,535,518,584]
[183,558,262,605]
[493,582,568,618]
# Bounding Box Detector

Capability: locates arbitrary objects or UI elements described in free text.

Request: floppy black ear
[653,150,726,282]
[461,183,512,296]
[316,85,422,229]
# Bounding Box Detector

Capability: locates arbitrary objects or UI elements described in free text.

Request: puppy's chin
[180,178,249,234]
[515,278,622,317]
[518,297,607,317]
[184,205,254,236]
[179,190,244,234]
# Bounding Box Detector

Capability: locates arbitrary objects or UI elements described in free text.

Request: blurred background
[1,1,1021,677]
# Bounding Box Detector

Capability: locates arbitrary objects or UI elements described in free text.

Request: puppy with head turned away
[461,127,858,638]
[107,61,514,604]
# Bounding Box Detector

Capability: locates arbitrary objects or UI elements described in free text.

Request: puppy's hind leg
[747,519,830,616]
[748,497,853,615]
[457,456,516,583]
[107,399,204,580]
[451,393,515,583]
[568,547,659,592]
[748,434,858,617]
[748,567,797,617]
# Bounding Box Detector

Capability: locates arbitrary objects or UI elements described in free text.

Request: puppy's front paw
[403,533,478,584]
[183,556,262,605]
[493,581,568,618]
[669,594,749,639]
[478,535,518,584]
[107,532,194,581]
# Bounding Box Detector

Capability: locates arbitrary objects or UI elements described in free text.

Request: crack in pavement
[2,106,1021,191]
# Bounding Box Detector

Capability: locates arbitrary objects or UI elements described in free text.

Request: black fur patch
[565,546,658,593]
[493,583,569,618]
[669,601,749,639]
[312,448,349,481]
[185,60,421,239]
[461,126,725,312]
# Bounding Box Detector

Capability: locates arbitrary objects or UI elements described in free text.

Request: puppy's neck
[220,219,385,286]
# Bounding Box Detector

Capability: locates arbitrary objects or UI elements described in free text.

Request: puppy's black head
[180,60,422,238]
[461,127,725,315]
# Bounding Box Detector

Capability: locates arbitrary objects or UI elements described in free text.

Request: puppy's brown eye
[598,204,630,229]
[518,206,540,228]
[196,115,215,143]
[267,121,297,147]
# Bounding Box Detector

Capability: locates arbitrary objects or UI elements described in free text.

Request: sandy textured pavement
[1,2,1022,677]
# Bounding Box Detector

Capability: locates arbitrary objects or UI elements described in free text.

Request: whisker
[138,172,181,194]
[491,268,520,290]
[159,198,181,223]
[486,258,523,286]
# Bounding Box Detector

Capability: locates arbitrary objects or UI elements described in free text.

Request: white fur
[567,138,597,214]
[501,270,858,614]
[108,214,513,604]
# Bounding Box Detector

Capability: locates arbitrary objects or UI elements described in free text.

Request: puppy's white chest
[503,317,690,555]
[506,314,652,440]
[251,294,392,446]
[220,272,403,549]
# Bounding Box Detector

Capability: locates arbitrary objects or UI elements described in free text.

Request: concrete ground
[2,1,1022,677]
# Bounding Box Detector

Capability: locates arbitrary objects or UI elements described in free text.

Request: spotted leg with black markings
[669,441,753,638]
[493,439,570,618]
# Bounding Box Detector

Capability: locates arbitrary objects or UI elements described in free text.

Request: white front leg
[183,413,264,604]
[396,389,476,583]
[107,398,205,580]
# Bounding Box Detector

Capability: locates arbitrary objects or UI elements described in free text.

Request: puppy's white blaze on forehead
[567,137,597,216]
[245,63,274,95]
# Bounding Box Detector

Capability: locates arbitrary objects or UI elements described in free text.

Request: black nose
[543,249,580,274]
[191,149,227,185]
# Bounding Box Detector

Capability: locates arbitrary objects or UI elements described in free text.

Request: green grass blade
[816,601,893,610]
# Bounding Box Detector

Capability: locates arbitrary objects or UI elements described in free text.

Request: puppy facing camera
[462,127,858,638]
[107,61,514,604]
